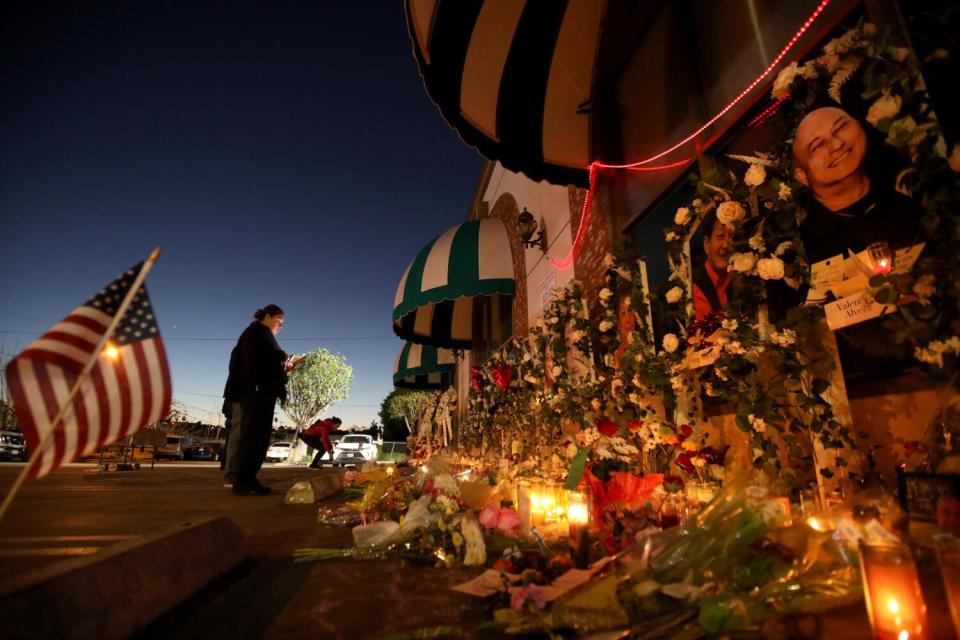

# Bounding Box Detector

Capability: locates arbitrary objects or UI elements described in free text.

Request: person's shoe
[233,484,271,496]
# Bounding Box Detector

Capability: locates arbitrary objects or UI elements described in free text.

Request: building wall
[480,163,579,333]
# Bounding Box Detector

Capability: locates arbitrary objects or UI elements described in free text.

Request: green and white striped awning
[393,342,456,389]
[393,218,515,348]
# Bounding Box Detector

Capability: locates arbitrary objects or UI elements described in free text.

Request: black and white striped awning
[393,342,456,389]
[405,0,604,187]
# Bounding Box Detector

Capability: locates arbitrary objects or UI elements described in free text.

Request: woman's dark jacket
[229,322,287,402]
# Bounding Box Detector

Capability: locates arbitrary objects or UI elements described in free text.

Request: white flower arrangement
[771,61,800,99]
[716,200,746,225]
[747,414,768,434]
[459,516,486,566]
[770,329,797,348]
[757,256,786,280]
[728,252,758,273]
[744,163,767,187]
[866,90,902,126]
[914,336,960,368]
[662,333,680,353]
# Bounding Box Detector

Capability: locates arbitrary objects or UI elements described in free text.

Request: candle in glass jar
[859,542,930,640]
[529,481,546,527]
[516,480,532,535]
[567,490,590,568]
[867,242,894,276]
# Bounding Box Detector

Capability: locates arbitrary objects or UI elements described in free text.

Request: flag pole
[0,247,162,525]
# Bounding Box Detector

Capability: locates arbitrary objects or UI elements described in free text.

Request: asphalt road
[0,462,489,640]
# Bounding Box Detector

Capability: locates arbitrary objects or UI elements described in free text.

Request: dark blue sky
[0,2,482,428]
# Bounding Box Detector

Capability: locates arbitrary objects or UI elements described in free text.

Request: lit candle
[567,490,590,568]
[530,481,547,527]
[867,242,894,276]
[516,480,532,536]
[859,542,930,640]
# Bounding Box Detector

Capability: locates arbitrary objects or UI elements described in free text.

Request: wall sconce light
[517,208,546,252]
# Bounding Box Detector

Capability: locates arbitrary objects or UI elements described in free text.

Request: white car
[332,434,378,463]
[265,441,292,462]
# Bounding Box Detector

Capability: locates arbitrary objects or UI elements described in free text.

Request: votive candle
[567,490,590,568]
[859,541,929,640]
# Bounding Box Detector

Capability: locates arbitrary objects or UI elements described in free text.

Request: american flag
[5,262,171,479]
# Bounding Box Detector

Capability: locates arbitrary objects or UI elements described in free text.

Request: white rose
[665,286,683,304]
[866,91,902,126]
[744,163,766,187]
[716,200,746,226]
[778,183,792,201]
[949,144,960,173]
[674,207,692,226]
[748,234,766,251]
[728,252,758,273]
[662,333,679,353]
[774,241,792,256]
[598,320,614,333]
[771,61,799,99]
[757,256,785,280]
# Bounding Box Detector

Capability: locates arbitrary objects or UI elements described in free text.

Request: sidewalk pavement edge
[0,515,245,639]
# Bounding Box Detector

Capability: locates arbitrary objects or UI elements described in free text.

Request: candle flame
[568,503,589,524]
[887,597,900,614]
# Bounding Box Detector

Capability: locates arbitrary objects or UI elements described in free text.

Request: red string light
[546,0,831,270]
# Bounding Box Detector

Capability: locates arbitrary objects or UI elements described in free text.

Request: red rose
[676,453,694,474]
[597,419,618,437]
[679,424,693,439]
[492,558,515,573]
[627,420,643,432]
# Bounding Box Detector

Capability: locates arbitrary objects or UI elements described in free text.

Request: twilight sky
[0,3,482,429]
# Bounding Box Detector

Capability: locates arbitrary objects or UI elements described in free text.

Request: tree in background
[282,348,352,462]
[379,389,434,442]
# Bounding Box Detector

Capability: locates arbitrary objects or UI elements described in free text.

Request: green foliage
[379,388,434,440]
[283,348,352,429]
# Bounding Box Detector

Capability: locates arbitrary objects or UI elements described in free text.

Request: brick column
[485,193,528,338]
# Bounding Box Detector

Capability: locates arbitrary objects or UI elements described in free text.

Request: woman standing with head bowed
[229,304,287,496]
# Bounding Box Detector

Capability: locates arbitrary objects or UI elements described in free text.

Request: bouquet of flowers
[294,462,487,568]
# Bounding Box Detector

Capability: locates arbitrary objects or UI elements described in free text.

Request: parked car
[265,441,292,463]
[0,430,27,461]
[332,434,377,463]
[188,440,224,461]
[156,435,195,460]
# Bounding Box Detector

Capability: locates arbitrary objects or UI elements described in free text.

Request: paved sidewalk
[0,464,487,640]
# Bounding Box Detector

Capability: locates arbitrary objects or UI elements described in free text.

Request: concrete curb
[0,516,245,639]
